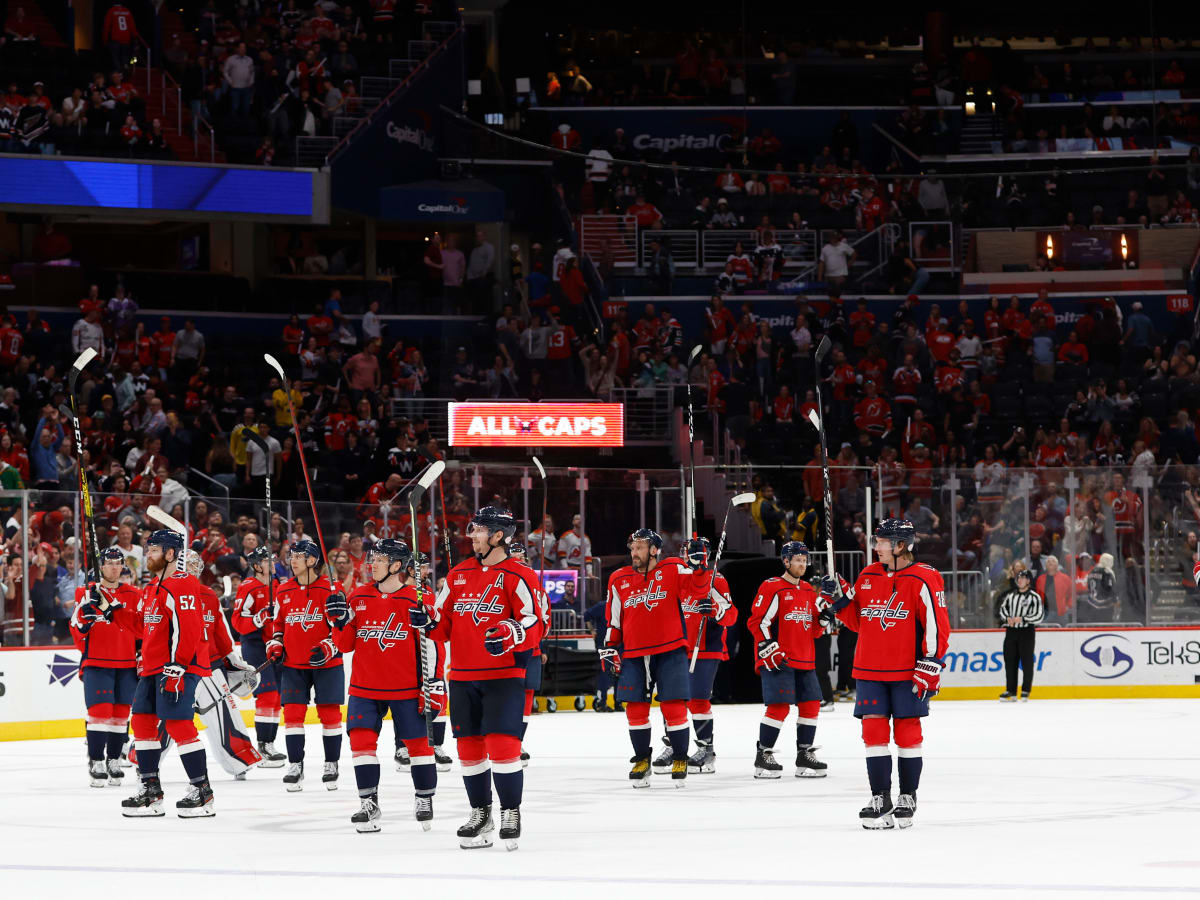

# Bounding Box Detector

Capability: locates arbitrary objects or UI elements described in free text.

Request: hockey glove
[422,678,447,715]
[159,664,186,699]
[224,649,254,671]
[694,591,719,616]
[757,640,787,671]
[911,657,944,700]
[483,618,526,657]
[75,599,107,633]
[599,645,622,677]
[266,637,285,662]
[817,576,839,609]
[250,601,272,629]
[309,638,337,667]
[408,603,436,635]
[326,591,351,628]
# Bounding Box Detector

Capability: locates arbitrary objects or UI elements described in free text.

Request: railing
[606,386,677,445]
[132,36,152,95]
[187,467,230,503]
[194,114,215,163]
[909,220,956,271]
[295,136,339,167]
[580,214,637,268]
[639,229,699,269]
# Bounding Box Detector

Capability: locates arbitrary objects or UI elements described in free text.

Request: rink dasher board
[3,629,1200,740]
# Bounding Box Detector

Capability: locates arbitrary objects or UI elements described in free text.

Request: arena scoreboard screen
[447,402,624,447]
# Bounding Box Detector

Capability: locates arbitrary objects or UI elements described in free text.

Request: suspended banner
[447,402,625,447]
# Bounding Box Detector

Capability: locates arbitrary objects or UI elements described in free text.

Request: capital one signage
[447,402,624,447]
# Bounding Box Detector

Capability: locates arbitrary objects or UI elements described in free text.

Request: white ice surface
[2,699,1199,899]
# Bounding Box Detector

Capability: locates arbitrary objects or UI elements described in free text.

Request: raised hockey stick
[409,460,446,739]
[808,334,836,580]
[688,491,755,673]
[65,348,101,584]
[244,430,277,616]
[532,456,548,596]
[437,480,453,575]
[684,344,702,536]
[264,353,337,584]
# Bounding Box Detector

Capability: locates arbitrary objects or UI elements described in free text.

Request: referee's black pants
[1003,626,1036,694]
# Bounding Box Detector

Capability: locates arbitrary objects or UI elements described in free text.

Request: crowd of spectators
[0,0,457,164]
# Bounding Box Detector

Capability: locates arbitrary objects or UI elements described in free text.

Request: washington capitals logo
[287,598,325,632]
[356,613,409,651]
[47,653,79,686]
[454,576,507,626]
[784,609,814,629]
[624,587,668,612]
[861,595,910,630]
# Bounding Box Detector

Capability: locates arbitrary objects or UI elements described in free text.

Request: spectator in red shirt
[892,353,921,405]
[151,316,175,379]
[852,381,892,436]
[773,385,795,422]
[705,295,736,354]
[1031,289,1055,327]
[1001,295,1026,333]
[934,350,965,394]
[625,194,663,228]
[551,123,581,151]
[306,303,333,347]
[1035,431,1067,468]
[857,344,888,384]
[716,162,744,193]
[829,348,857,403]
[856,185,887,231]
[0,316,22,368]
[1058,330,1089,365]
[134,321,153,368]
[102,2,140,72]
[282,314,304,355]
[927,322,957,364]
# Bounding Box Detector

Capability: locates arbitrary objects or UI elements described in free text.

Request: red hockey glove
[159,664,185,699]
[757,640,786,671]
[422,678,447,715]
[483,618,525,657]
[694,591,720,616]
[250,601,272,629]
[309,637,337,667]
[266,637,285,661]
[912,657,943,700]
[599,645,621,676]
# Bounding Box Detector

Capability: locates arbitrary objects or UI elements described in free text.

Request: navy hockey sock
[758,721,782,749]
[866,753,892,794]
[629,727,651,757]
[285,731,305,763]
[256,720,279,744]
[353,760,380,797]
[693,716,713,745]
[179,743,208,784]
[462,769,492,808]
[106,731,127,760]
[898,755,923,794]
[86,728,106,761]
[136,744,161,778]
[796,722,817,749]
[667,725,689,757]
[431,719,447,747]
[322,732,342,763]
[492,767,522,808]
[410,756,436,795]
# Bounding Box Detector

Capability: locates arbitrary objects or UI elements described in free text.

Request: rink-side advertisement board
[938,627,1200,700]
[446,402,624,447]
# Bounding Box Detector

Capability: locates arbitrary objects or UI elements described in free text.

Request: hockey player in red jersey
[394,552,453,773]
[826,518,951,828]
[102,529,216,817]
[411,507,543,850]
[333,539,442,833]
[231,546,286,766]
[267,539,346,792]
[652,536,735,775]
[70,546,140,788]
[603,528,694,787]
[746,541,829,779]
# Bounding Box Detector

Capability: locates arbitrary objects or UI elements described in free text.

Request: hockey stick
[688,491,756,673]
[409,460,446,739]
[531,456,547,596]
[437,481,452,576]
[244,430,277,617]
[808,335,836,581]
[65,348,101,584]
[263,353,336,585]
[684,344,703,536]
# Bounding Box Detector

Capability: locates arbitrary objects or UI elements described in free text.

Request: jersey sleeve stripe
[759,592,779,642]
[918,581,938,659]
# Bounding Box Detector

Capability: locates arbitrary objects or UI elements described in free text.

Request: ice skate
[520,749,530,768]
[999,691,1017,702]
[394,745,410,771]
[434,745,452,772]
[105,759,125,782]
[754,743,782,779]
[860,793,895,829]
[629,754,651,788]
[795,747,828,778]
[499,807,521,850]
[121,776,164,817]
[1020,690,1031,702]
[687,740,715,774]
[670,756,688,787]
[894,793,916,828]
[88,760,108,788]
[283,761,304,791]
[257,741,286,768]
[352,795,381,833]
[176,779,215,818]
[651,735,673,773]
[415,794,434,831]
[457,804,494,849]
[322,760,339,790]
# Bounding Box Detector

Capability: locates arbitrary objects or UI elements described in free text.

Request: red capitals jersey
[0,326,22,367]
[112,572,209,677]
[231,575,272,644]
[747,577,820,672]
[270,575,343,670]
[337,583,437,700]
[604,557,692,658]
[430,557,543,681]
[681,568,736,660]
[838,562,951,682]
[200,584,234,668]
[70,583,140,668]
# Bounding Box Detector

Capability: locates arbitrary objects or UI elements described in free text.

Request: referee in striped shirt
[997,568,1044,701]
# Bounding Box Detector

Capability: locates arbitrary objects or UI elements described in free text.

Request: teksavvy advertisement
[939,627,1200,694]
[447,402,624,448]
